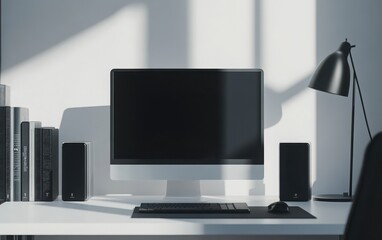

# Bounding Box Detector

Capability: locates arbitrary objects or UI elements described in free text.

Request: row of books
[0,106,59,202]
[0,236,34,240]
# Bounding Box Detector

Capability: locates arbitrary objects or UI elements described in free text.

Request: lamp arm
[349,51,373,141]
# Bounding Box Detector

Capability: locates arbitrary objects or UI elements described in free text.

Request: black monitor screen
[111,69,263,165]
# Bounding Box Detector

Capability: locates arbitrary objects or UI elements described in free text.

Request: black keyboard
[138,202,250,213]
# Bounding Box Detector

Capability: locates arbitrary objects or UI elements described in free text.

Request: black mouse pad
[131,206,316,219]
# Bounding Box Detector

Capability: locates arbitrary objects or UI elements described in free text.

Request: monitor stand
[164,180,203,201]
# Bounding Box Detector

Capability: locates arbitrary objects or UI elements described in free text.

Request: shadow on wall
[264,75,312,129]
[60,106,166,195]
[254,0,313,129]
[2,0,190,70]
[314,0,382,195]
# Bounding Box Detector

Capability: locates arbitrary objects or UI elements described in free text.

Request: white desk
[0,195,351,237]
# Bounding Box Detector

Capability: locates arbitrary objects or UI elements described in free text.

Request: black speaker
[279,143,311,201]
[62,142,91,201]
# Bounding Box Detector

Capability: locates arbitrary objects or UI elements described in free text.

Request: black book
[21,122,28,201]
[12,108,29,201]
[42,128,59,201]
[34,128,43,201]
[0,107,28,202]
[21,121,41,201]
[0,107,11,202]
[2,236,34,240]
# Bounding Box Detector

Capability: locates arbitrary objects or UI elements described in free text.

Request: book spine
[27,122,41,202]
[13,108,29,201]
[42,128,52,201]
[34,128,42,201]
[7,108,14,201]
[0,107,9,202]
[52,129,59,200]
[86,143,92,198]
[28,124,35,202]
[42,128,58,201]
[21,122,30,201]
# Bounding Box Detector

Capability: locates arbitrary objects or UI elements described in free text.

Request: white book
[28,121,41,202]
[21,121,41,202]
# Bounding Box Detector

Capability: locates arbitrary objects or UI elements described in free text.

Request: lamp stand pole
[349,65,356,198]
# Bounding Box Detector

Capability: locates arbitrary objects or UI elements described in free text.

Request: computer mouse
[267,201,290,213]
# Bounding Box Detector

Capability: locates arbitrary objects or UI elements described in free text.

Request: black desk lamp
[309,39,373,202]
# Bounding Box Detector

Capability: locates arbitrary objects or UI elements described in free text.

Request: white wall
[314,0,382,197]
[1,0,382,199]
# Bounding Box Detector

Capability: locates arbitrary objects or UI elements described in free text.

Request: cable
[349,51,373,141]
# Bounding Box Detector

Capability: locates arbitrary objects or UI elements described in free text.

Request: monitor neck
[165,180,202,198]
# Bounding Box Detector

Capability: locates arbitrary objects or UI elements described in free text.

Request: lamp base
[313,194,353,202]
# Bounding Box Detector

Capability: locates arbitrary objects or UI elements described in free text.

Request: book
[34,128,43,201]
[1,236,34,240]
[0,107,11,202]
[12,108,29,201]
[41,127,59,201]
[0,84,10,106]
[6,108,13,202]
[21,121,41,201]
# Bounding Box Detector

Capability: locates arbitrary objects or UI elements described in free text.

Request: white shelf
[0,195,351,236]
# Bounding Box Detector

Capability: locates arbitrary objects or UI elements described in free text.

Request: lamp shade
[309,41,352,96]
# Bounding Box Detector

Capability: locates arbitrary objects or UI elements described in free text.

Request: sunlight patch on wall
[262,0,316,92]
[189,0,255,68]
[260,0,317,195]
[2,4,147,127]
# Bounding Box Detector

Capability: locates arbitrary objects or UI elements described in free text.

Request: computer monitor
[110,69,264,186]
